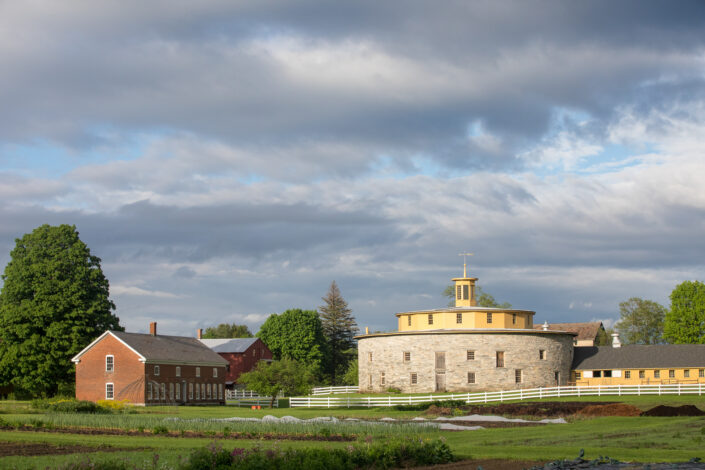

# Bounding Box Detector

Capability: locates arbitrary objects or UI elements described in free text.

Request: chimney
[542,321,549,331]
[365,326,369,334]
[149,322,157,336]
[197,328,203,340]
[611,332,621,348]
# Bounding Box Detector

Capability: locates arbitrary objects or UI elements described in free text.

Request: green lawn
[0,396,704,468]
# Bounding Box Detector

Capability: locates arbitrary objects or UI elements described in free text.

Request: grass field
[0,395,703,469]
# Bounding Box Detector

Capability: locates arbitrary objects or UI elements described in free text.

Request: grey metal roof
[573,345,705,370]
[110,331,228,365]
[199,337,260,353]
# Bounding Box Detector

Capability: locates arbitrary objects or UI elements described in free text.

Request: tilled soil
[641,405,705,417]
[0,441,128,457]
[575,403,643,417]
[428,401,618,418]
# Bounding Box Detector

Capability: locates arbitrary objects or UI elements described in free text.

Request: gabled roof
[534,322,603,341]
[72,331,228,366]
[573,345,705,370]
[199,337,261,353]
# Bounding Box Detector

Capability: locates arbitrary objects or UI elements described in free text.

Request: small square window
[456,313,462,324]
[106,355,114,372]
[213,367,218,378]
[106,383,114,400]
[467,372,476,384]
[154,365,160,376]
[539,350,546,360]
[515,369,522,384]
[467,350,475,361]
[684,369,690,378]
[603,370,612,378]
[654,370,660,379]
[594,370,602,378]
[639,370,645,379]
[487,312,492,324]
[175,366,181,377]
[625,370,631,379]
[196,367,201,377]
[428,314,434,325]
[403,351,411,362]
[410,373,417,384]
[669,370,675,378]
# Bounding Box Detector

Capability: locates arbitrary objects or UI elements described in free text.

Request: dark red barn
[198,337,273,388]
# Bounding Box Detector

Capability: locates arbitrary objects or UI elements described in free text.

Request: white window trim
[154,365,160,376]
[196,367,201,377]
[213,367,218,378]
[106,383,114,400]
[106,355,114,372]
[175,366,181,377]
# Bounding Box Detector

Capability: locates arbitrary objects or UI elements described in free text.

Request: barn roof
[72,331,228,366]
[573,345,705,370]
[534,322,603,342]
[199,337,261,353]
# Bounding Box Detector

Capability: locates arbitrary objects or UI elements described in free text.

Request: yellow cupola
[452,253,477,307]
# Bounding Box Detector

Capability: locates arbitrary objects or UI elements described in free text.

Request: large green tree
[318,281,358,384]
[0,224,123,396]
[237,358,315,408]
[202,323,253,339]
[614,298,666,344]
[443,285,512,308]
[664,280,705,344]
[256,309,328,378]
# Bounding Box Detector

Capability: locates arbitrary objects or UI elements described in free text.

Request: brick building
[198,336,273,388]
[72,322,228,405]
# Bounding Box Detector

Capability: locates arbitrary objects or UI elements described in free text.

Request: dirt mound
[575,403,642,417]
[425,405,453,416]
[641,405,705,417]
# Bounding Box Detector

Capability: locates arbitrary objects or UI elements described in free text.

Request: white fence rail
[311,386,359,395]
[290,383,705,408]
[226,389,265,400]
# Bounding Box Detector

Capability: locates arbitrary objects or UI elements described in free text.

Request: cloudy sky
[1,1,704,336]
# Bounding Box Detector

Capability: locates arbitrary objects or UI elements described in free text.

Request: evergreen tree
[0,224,122,396]
[319,281,358,384]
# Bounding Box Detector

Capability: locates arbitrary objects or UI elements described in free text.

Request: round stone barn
[356,269,575,393]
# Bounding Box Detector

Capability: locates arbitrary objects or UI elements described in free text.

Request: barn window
[154,365,160,376]
[669,370,675,378]
[456,313,462,324]
[410,373,417,384]
[196,367,201,377]
[593,370,602,378]
[639,370,645,379]
[175,366,181,377]
[700,369,705,378]
[574,372,581,380]
[467,372,475,384]
[403,351,411,362]
[213,368,218,378]
[654,370,660,379]
[496,351,504,368]
[428,314,434,325]
[685,369,690,378]
[512,313,516,325]
[105,383,114,400]
[106,355,114,372]
[625,370,631,379]
[407,315,412,326]
[515,369,522,384]
[487,313,492,324]
[467,350,475,360]
[539,350,546,360]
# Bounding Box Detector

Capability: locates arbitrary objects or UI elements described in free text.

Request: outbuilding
[198,336,273,388]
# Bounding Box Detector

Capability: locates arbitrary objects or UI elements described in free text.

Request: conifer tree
[319,281,358,384]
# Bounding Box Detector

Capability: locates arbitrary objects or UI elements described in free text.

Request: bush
[97,399,133,412]
[31,398,112,414]
[386,387,402,394]
[181,437,455,469]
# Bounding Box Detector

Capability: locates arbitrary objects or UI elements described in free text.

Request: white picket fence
[290,383,705,408]
[311,386,359,395]
[226,389,265,399]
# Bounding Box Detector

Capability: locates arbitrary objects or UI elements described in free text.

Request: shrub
[97,399,132,412]
[386,387,402,394]
[152,425,169,435]
[31,398,111,414]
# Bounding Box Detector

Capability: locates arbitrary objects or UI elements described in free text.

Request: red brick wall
[76,333,228,405]
[221,339,273,385]
[75,334,145,403]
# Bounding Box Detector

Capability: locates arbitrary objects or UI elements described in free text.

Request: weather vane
[458,252,473,277]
